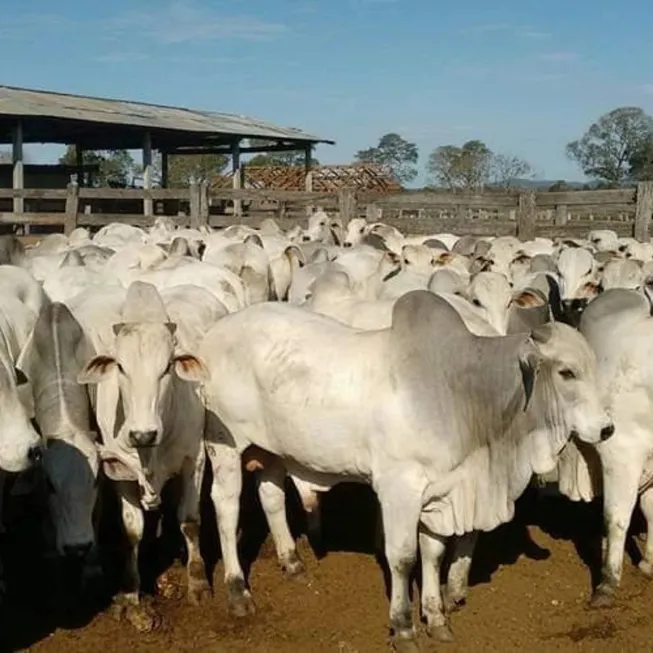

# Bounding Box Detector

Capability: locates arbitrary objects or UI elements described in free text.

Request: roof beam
[167,143,309,156]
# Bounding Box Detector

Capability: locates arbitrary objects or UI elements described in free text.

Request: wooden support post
[75,145,84,187]
[516,190,536,240]
[634,181,653,242]
[142,131,153,216]
[64,181,79,235]
[199,179,210,228]
[161,152,169,189]
[232,141,242,218]
[12,121,24,216]
[555,204,568,226]
[305,170,314,216]
[338,188,357,224]
[189,178,200,229]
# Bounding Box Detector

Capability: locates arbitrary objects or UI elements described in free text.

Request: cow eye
[559,368,576,380]
[116,363,125,375]
[359,228,365,234]
[472,298,483,307]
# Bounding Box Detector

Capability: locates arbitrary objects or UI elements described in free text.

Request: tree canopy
[566,107,653,185]
[163,153,228,187]
[426,140,532,190]
[59,146,136,187]
[354,133,419,185]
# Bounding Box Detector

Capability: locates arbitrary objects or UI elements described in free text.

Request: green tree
[629,136,653,181]
[245,139,319,167]
[354,133,419,185]
[566,107,653,185]
[489,153,533,188]
[426,140,493,190]
[59,146,136,187]
[166,153,228,187]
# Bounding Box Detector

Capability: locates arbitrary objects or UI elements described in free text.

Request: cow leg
[637,487,653,577]
[591,458,642,607]
[178,450,211,605]
[444,531,479,612]
[257,463,305,577]
[206,442,255,617]
[419,528,452,642]
[113,488,160,632]
[377,479,422,652]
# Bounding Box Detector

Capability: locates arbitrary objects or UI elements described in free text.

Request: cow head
[79,321,207,449]
[529,323,613,446]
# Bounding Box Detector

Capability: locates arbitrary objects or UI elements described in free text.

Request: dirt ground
[2,483,653,653]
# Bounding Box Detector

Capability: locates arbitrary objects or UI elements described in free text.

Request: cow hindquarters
[257,462,305,577]
[178,449,211,605]
[206,442,254,617]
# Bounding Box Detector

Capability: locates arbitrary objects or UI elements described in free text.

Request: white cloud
[111,1,287,45]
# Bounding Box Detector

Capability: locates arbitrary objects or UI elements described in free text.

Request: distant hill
[491,178,589,190]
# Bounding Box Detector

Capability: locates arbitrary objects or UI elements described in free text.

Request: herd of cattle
[1,210,653,650]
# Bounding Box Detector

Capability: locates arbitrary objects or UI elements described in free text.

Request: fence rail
[1,181,652,241]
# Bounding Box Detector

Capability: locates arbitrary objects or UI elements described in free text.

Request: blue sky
[2,0,653,185]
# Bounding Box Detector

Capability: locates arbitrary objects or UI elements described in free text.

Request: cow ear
[78,355,117,384]
[512,289,547,308]
[173,354,209,382]
[519,351,542,412]
[531,323,553,344]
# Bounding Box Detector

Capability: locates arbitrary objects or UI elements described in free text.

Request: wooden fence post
[64,181,79,235]
[555,204,568,226]
[338,188,357,224]
[634,181,653,242]
[305,171,314,217]
[517,191,536,240]
[189,179,200,229]
[199,180,210,228]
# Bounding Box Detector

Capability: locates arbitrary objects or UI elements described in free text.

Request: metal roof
[0,85,334,147]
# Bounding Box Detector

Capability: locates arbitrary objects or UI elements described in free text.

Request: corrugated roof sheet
[0,85,334,144]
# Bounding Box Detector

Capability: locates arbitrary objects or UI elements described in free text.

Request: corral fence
[1,181,653,242]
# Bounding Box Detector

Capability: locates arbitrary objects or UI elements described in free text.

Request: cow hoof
[590,585,615,609]
[426,623,454,642]
[227,578,256,618]
[638,559,653,579]
[281,552,306,579]
[157,570,184,600]
[390,636,421,653]
[443,587,467,614]
[125,602,161,633]
[188,578,212,606]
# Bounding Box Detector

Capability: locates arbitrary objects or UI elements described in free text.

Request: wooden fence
[1,181,653,242]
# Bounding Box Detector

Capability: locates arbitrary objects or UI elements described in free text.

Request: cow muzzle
[128,429,158,448]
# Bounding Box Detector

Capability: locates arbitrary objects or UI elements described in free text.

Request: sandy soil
[2,483,652,653]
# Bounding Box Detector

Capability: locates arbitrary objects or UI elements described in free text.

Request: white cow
[552,288,653,608]
[16,302,100,567]
[198,291,612,649]
[76,282,211,631]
